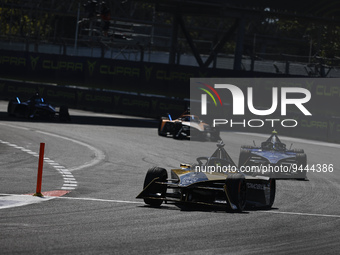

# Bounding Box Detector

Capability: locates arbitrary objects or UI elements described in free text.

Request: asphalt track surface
[0,100,339,254]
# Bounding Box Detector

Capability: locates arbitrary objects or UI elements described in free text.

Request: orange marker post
[34,143,45,197]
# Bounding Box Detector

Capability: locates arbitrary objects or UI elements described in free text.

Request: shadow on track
[0,111,157,128]
[137,203,278,214]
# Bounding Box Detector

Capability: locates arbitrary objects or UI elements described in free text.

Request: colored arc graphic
[198,83,223,106]
[199,88,217,106]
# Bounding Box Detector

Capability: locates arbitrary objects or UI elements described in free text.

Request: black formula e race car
[7,93,70,121]
[238,131,307,180]
[137,141,276,212]
[158,110,220,141]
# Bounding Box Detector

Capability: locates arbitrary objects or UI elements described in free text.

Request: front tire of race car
[173,122,183,139]
[209,127,220,142]
[7,100,15,116]
[225,173,247,212]
[158,117,168,136]
[143,167,168,207]
[296,153,307,180]
[238,149,251,168]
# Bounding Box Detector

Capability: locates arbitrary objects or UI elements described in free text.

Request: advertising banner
[0,49,295,98]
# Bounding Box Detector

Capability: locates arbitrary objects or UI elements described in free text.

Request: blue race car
[7,93,70,121]
[238,131,307,180]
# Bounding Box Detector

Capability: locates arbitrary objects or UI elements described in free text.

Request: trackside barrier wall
[0,49,292,98]
[0,78,340,143]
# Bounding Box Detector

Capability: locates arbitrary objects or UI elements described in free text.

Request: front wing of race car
[136,167,275,212]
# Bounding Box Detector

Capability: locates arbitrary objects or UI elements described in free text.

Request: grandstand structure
[1,0,340,77]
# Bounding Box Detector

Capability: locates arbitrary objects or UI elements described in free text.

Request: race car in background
[137,141,276,212]
[238,131,307,180]
[7,93,70,122]
[158,110,220,141]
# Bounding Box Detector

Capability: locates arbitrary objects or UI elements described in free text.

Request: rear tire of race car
[143,167,168,207]
[241,145,256,149]
[265,179,276,209]
[238,149,251,168]
[292,148,304,153]
[210,127,220,142]
[225,173,247,212]
[296,153,307,180]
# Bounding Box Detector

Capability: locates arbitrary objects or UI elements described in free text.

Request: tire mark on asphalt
[0,122,106,209]
[35,130,105,172]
